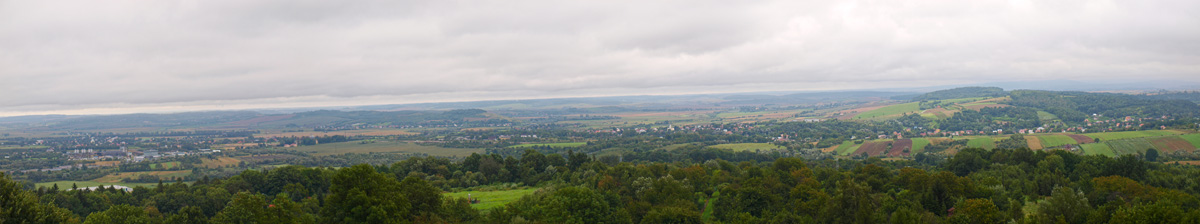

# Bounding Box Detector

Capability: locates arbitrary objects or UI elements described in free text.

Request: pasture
[1181,134,1200,148]
[709,143,784,152]
[507,142,587,148]
[287,141,482,157]
[444,188,538,211]
[910,138,930,154]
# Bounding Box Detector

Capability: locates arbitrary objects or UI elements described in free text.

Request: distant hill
[912,87,1007,101]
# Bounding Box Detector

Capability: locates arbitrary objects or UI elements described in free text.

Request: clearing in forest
[444,188,538,211]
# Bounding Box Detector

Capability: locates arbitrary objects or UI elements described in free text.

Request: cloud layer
[2,0,1198,115]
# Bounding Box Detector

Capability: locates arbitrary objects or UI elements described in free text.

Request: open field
[709,143,784,152]
[1083,130,1182,141]
[1024,136,1044,150]
[1148,136,1196,153]
[853,140,891,157]
[1066,134,1094,144]
[1181,134,1200,148]
[1167,161,1200,166]
[35,181,160,189]
[507,142,587,148]
[888,139,912,156]
[910,138,930,154]
[853,102,919,120]
[149,161,181,169]
[444,188,538,211]
[201,157,243,168]
[255,129,417,138]
[92,170,191,183]
[966,137,996,149]
[1081,143,1116,156]
[839,141,862,156]
[1038,135,1078,148]
[1105,138,1155,155]
[287,141,482,157]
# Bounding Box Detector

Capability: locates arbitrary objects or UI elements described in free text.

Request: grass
[1038,135,1078,148]
[853,102,920,120]
[1180,134,1200,148]
[966,137,996,149]
[701,190,720,222]
[1036,111,1059,121]
[1083,130,1181,142]
[835,141,857,155]
[287,141,482,157]
[910,138,930,154]
[507,142,587,148]
[444,188,538,211]
[35,181,161,189]
[1081,143,1116,156]
[709,143,784,152]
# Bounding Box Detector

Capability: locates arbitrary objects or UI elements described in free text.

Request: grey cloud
[1,0,1199,114]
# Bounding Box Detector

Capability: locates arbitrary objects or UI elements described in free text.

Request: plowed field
[854,141,892,157]
[888,139,913,156]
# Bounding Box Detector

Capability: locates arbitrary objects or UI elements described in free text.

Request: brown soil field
[201,157,243,168]
[1150,137,1196,153]
[821,145,839,153]
[227,114,295,126]
[1067,134,1094,144]
[854,141,892,157]
[1167,161,1200,165]
[1025,136,1044,150]
[888,139,913,157]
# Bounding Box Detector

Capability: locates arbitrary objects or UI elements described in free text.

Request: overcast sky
[2,0,1198,116]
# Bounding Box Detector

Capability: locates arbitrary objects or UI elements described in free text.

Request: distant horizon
[2,79,1195,118]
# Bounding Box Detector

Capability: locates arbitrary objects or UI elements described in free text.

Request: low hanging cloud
[1,0,1198,115]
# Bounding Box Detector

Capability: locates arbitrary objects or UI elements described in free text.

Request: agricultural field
[1036,111,1059,121]
[1037,135,1078,148]
[966,137,996,149]
[444,188,538,211]
[838,141,862,156]
[910,138,930,154]
[1180,134,1200,148]
[853,140,892,157]
[1080,143,1116,156]
[853,102,919,120]
[201,157,243,168]
[149,161,181,169]
[286,141,482,157]
[888,139,913,157]
[92,170,191,183]
[709,143,784,152]
[1104,138,1156,155]
[255,129,417,138]
[1147,136,1197,153]
[1024,136,1044,150]
[1083,130,1182,141]
[1066,134,1094,144]
[507,142,587,148]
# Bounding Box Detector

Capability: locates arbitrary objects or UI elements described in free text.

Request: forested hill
[1009,90,1200,124]
[912,87,1007,101]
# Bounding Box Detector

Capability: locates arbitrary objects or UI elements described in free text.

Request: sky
[2,0,1199,117]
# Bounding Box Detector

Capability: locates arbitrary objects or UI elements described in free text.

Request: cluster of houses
[62,148,219,162]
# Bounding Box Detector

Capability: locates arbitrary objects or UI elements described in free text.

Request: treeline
[6,144,1200,223]
[1010,90,1200,124]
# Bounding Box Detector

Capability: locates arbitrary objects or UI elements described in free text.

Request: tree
[1034,187,1091,224]
[1,173,77,223]
[1144,148,1159,162]
[954,199,1002,224]
[640,206,701,224]
[83,205,153,224]
[398,175,442,218]
[211,192,268,224]
[321,164,410,224]
[165,206,209,224]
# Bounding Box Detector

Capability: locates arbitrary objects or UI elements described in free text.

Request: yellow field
[200,157,243,168]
